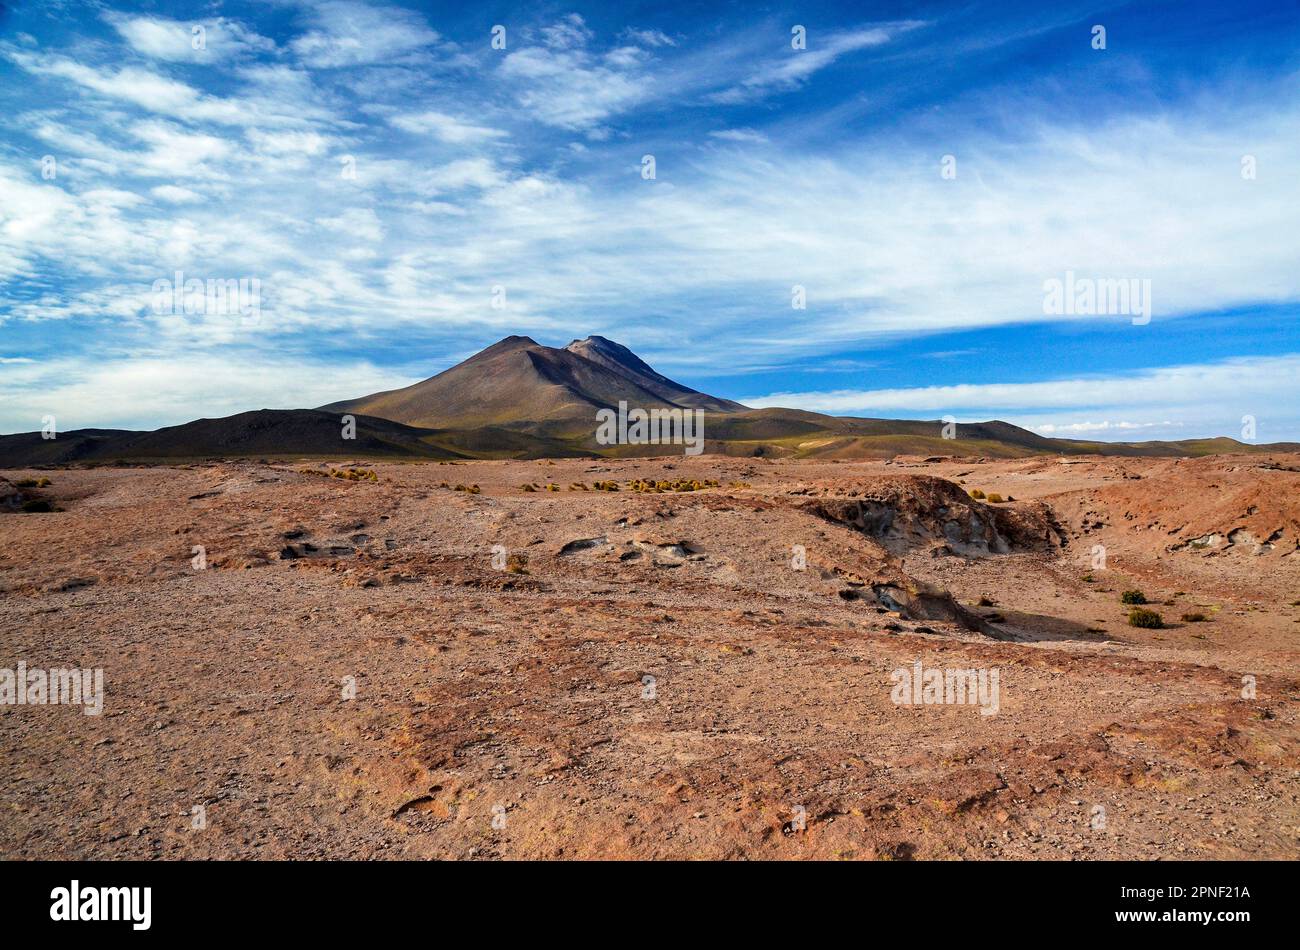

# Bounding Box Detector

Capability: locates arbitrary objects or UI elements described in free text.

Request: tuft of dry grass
[627,478,719,493]
[300,467,378,482]
[1128,607,1163,628]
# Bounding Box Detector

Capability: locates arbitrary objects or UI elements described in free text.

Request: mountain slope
[562,336,746,412]
[0,411,471,466]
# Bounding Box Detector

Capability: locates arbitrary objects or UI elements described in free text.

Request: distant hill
[3,336,1297,466]
[0,410,465,466]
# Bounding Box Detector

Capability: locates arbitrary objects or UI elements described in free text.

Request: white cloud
[0,354,416,432]
[711,22,924,102]
[7,51,325,128]
[131,120,232,176]
[151,185,203,204]
[106,13,275,62]
[744,355,1300,442]
[1033,420,1175,434]
[709,128,769,144]
[245,128,330,156]
[391,111,507,145]
[498,18,654,130]
[315,207,385,244]
[10,52,200,111]
[289,0,440,68]
[622,28,676,48]
[541,14,594,50]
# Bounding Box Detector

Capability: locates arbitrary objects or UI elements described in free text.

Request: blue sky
[0,0,1297,440]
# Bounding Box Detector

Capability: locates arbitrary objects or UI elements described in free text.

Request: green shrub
[1120,590,1148,605]
[1127,607,1163,628]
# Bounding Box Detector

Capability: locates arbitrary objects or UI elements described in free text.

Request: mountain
[321,334,744,436]
[3,336,1297,466]
[562,336,747,412]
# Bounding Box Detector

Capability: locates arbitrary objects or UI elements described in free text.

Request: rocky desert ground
[2,452,1299,860]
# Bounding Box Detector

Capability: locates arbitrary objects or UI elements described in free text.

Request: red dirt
[1,453,1297,859]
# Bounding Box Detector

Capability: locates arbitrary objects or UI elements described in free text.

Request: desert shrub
[1082,573,1095,582]
[16,478,36,488]
[520,484,536,492]
[1120,590,1148,605]
[21,499,53,513]
[985,493,1004,503]
[1127,607,1163,628]
[627,477,719,494]
[593,480,619,491]
[300,466,376,482]
[969,488,985,499]
[1181,612,1208,623]
[546,483,560,492]
[977,596,995,607]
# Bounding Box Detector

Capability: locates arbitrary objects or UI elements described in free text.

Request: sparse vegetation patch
[1128,607,1164,628]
